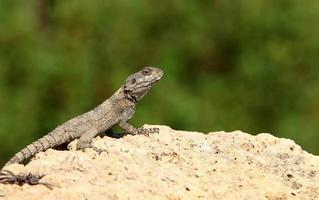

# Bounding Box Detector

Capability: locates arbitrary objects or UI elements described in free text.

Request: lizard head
[124,67,164,103]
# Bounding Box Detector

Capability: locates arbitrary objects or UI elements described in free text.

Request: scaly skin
[3,67,163,167]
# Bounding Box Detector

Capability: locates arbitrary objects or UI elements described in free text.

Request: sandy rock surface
[0,125,318,200]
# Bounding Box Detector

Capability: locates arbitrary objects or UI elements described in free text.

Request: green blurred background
[1,0,319,165]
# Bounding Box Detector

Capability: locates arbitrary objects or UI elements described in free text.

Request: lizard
[3,66,163,168]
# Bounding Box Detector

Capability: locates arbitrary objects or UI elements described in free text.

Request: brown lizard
[3,66,163,167]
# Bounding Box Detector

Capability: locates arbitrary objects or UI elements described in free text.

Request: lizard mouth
[150,75,162,85]
[154,76,162,82]
[139,75,162,89]
[153,70,164,82]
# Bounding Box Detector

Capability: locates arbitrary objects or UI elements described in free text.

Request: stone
[0,125,318,200]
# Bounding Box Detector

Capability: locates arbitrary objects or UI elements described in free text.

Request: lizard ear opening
[131,78,136,84]
[124,78,136,92]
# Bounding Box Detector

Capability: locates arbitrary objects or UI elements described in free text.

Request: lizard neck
[112,87,137,105]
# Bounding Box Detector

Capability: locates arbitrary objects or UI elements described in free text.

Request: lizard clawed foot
[76,141,90,151]
[135,127,160,136]
[76,142,107,155]
[91,146,108,155]
[0,170,52,189]
[0,170,18,184]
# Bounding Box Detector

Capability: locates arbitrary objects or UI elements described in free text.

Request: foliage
[1,0,319,164]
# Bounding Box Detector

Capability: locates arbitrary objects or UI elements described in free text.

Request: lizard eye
[142,68,151,75]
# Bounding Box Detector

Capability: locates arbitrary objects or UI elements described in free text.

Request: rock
[0,125,318,200]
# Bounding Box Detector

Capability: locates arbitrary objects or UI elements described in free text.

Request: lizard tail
[3,132,63,168]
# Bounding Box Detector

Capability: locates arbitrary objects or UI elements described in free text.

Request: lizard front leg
[76,128,106,153]
[118,120,159,136]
